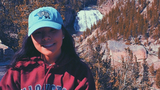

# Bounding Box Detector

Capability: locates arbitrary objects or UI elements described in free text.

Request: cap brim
[28,21,62,36]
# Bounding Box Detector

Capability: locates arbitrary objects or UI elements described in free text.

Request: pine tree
[95,70,100,90]
[135,37,141,45]
[118,47,140,89]
[158,47,160,59]
[156,68,160,88]
[83,31,86,39]
[143,18,148,37]
[141,58,151,89]
[84,40,112,89]
[154,28,159,39]
[86,28,91,36]
[121,56,126,69]
[133,55,139,78]
[149,63,155,76]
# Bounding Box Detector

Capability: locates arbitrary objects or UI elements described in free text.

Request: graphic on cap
[35,11,50,19]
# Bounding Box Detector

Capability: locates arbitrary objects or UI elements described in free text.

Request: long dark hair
[11,25,79,67]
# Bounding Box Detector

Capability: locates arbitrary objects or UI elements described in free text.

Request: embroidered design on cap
[34,11,50,19]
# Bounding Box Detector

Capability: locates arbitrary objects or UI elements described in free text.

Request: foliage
[156,68,160,88]
[86,0,160,44]
[84,38,112,90]
[149,63,155,76]
[78,0,160,89]
[158,47,160,59]
[0,0,90,51]
[1,0,160,89]
[79,31,154,89]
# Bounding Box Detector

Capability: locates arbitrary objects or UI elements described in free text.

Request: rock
[0,43,14,62]
[63,8,76,34]
[108,40,147,66]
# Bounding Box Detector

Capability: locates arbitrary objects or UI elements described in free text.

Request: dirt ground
[0,66,7,81]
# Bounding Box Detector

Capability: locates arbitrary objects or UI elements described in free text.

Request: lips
[42,43,55,48]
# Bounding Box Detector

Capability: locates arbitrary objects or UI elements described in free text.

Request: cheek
[53,34,63,47]
[52,31,64,40]
[31,36,41,47]
[32,39,43,53]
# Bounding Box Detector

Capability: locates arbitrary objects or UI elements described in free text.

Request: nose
[42,32,51,41]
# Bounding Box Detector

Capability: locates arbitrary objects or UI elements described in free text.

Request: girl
[0,7,95,90]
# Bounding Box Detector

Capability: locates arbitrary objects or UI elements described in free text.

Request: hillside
[0,0,97,51]
[74,0,160,89]
[1,0,160,89]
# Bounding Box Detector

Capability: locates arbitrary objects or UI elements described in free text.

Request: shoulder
[78,60,90,70]
[13,56,43,71]
[68,59,91,75]
[68,59,95,85]
[68,57,88,68]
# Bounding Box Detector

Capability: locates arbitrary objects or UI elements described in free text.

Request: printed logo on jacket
[21,84,67,90]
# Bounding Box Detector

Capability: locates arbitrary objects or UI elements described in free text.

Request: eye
[50,29,57,33]
[33,31,42,35]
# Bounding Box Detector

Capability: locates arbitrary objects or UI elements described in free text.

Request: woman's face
[31,27,64,59]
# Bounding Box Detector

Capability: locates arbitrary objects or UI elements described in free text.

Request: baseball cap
[28,7,63,36]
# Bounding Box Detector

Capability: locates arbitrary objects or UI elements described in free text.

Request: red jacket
[0,53,95,90]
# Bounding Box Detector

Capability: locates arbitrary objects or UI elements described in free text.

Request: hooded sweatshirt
[0,53,95,90]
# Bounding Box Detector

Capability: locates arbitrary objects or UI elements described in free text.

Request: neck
[42,51,62,64]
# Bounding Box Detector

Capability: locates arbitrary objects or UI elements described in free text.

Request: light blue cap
[28,7,63,36]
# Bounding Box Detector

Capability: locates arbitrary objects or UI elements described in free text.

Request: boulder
[0,43,14,62]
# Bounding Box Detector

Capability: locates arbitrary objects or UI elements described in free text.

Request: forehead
[35,27,56,31]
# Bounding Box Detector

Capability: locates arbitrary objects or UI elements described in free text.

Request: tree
[133,55,139,79]
[86,28,91,36]
[141,58,151,89]
[84,40,112,89]
[135,37,141,45]
[143,18,148,37]
[117,48,139,90]
[149,63,155,76]
[156,68,160,88]
[158,47,160,59]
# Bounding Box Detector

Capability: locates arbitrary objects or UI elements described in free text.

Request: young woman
[0,7,95,90]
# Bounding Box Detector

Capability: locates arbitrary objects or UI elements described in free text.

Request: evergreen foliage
[84,38,112,90]
[79,0,160,89]
[158,47,160,59]
[149,63,155,76]
[156,68,160,88]
[141,58,151,89]
[0,0,90,51]
[87,0,160,43]
[1,0,160,89]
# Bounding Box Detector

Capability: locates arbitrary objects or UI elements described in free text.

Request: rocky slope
[74,0,160,89]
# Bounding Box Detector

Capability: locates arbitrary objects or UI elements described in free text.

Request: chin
[42,51,54,56]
